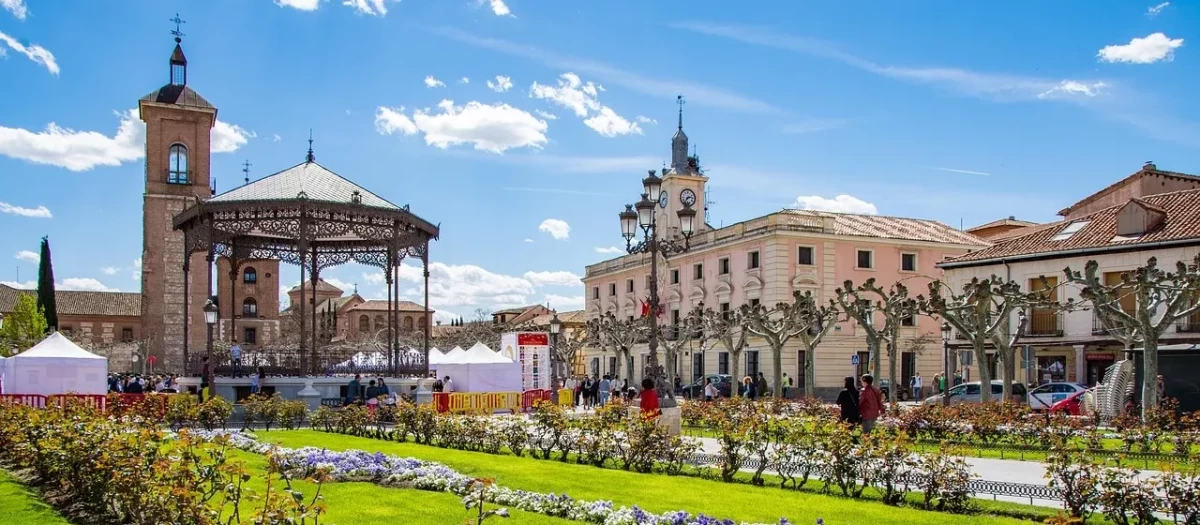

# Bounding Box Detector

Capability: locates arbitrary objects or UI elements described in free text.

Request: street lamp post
[204,299,218,383]
[618,170,696,406]
[941,321,952,407]
[549,312,562,390]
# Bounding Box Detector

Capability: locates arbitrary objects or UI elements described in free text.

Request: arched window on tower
[374,315,385,331]
[168,144,189,184]
[243,267,257,284]
[403,316,414,332]
[418,316,426,330]
[242,297,258,318]
[358,315,370,332]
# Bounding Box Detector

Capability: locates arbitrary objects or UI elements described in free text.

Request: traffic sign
[850,355,860,366]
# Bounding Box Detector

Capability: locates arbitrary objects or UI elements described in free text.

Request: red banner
[518,332,549,346]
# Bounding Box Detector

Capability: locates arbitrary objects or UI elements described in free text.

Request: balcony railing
[1092,312,1109,336]
[1177,316,1200,334]
[1027,309,1063,337]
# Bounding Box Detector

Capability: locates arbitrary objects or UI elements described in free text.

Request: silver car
[923,380,1028,405]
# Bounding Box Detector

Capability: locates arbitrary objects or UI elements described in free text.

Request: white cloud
[132,258,141,282]
[212,121,253,153]
[2,0,27,20]
[584,107,643,137]
[523,238,534,243]
[275,0,320,10]
[272,133,282,142]
[522,270,582,287]
[484,0,513,17]
[487,75,513,92]
[1037,80,1108,99]
[529,73,601,117]
[635,116,657,124]
[529,72,640,137]
[594,246,623,255]
[101,267,118,276]
[534,110,557,120]
[322,277,355,292]
[1098,33,1184,64]
[543,294,584,311]
[59,278,118,292]
[793,194,878,214]
[0,201,51,218]
[538,218,570,240]
[0,30,57,75]
[0,280,34,289]
[374,101,548,154]
[399,262,536,309]
[459,77,470,84]
[926,166,991,176]
[0,108,247,171]
[1147,2,1169,16]
[13,250,37,263]
[343,0,392,16]
[783,117,847,134]
[425,75,446,88]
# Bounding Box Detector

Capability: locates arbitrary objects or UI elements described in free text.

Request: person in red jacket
[858,374,885,433]
[639,378,661,419]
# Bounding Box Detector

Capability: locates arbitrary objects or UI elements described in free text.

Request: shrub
[166,394,199,430]
[1044,445,1101,520]
[196,395,232,430]
[310,405,336,432]
[498,417,529,457]
[278,399,308,430]
[915,443,974,513]
[863,430,916,505]
[242,393,284,432]
[1157,469,1200,525]
[1097,467,1161,525]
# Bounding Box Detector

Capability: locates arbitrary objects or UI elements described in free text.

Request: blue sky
[0,0,1196,320]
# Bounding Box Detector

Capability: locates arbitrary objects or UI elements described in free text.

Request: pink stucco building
[582,115,988,397]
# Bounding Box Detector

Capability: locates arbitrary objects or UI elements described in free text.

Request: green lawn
[0,469,71,525]
[258,430,1044,525]
[227,449,576,525]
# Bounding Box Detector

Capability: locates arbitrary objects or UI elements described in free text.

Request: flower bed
[204,430,791,525]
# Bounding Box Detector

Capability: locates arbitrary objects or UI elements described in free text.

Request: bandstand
[172,148,439,377]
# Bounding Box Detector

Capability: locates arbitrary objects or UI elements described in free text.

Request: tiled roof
[493,306,537,316]
[209,161,401,210]
[0,285,141,317]
[347,300,429,312]
[288,279,345,294]
[943,188,1200,266]
[1057,165,1200,217]
[139,84,214,109]
[526,310,587,327]
[967,217,1040,232]
[778,209,988,246]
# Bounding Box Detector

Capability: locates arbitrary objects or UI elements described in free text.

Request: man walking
[599,375,612,406]
[858,374,884,433]
[910,372,923,401]
[782,373,792,399]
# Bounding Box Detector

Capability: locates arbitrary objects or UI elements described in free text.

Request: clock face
[680,189,697,207]
[658,191,669,208]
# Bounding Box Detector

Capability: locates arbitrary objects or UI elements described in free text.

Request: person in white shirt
[703,378,719,402]
[911,373,923,401]
[443,375,455,393]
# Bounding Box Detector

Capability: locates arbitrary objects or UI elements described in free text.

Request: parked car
[1049,388,1094,416]
[681,374,733,399]
[923,380,1028,405]
[1027,382,1090,410]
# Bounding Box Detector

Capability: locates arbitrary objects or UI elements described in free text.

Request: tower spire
[306,129,315,163]
[677,94,685,130]
[168,14,188,86]
[242,160,252,185]
[170,13,186,43]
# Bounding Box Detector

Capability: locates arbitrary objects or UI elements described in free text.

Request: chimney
[1143,161,1156,171]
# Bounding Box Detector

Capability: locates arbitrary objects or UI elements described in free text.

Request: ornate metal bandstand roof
[173,153,440,376]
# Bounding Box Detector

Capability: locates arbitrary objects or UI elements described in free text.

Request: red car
[1049,388,1092,415]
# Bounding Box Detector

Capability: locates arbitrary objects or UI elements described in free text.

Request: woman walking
[836,376,860,425]
[858,374,885,433]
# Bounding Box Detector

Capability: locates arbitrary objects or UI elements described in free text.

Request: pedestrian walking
[858,374,884,433]
[704,378,718,402]
[836,376,860,424]
[911,372,923,401]
[638,378,661,419]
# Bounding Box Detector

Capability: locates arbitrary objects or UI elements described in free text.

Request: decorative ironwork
[173,173,439,377]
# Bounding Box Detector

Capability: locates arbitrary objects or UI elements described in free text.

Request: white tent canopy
[439,346,468,365]
[436,342,521,393]
[2,332,108,396]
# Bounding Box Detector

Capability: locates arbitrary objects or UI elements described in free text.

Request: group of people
[344,374,397,407]
[565,375,643,407]
[107,373,179,393]
[836,374,888,433]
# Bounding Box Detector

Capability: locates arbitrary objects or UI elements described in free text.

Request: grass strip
[0,469,72,525]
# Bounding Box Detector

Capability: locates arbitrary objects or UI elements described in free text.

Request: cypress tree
[36,236,58,332]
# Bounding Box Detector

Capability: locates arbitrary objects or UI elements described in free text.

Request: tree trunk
[731,349,742,398]
[1000,346,1016,402]
[870,336,881,379]
[804,346,816,398]
[611,352,622,382]
[665,346,677,395]
[771,342,783,398]
[974,338,992,402]
[624,350,636,387]
[1142,336,1159,421]
[887,338,898,402]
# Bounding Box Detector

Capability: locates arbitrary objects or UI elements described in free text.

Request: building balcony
[1092,312,1109,336]
[1027,309,1064,337]
[1177,315,1200,334]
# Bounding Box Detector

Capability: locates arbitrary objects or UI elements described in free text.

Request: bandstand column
[422,244,431,377]
[310,244,319,376]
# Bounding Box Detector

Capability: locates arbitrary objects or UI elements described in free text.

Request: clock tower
[655,95,708,236]
[138,27,217,371]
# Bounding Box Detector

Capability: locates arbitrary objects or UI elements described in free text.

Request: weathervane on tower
[306,130,316,163]
[242,160,252,185]
[676,94,685,129]
[170,13,186,43]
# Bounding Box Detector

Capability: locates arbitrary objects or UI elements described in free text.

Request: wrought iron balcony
[1027,309,1064,337]
[1177,315,1200,334]
[1092,312,1109,336]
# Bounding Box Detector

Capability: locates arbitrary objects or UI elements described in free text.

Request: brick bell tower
[139,21,216,372]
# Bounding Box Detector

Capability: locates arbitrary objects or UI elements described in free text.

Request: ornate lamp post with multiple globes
[618,170,697,406]
[940,321,952,407]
